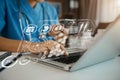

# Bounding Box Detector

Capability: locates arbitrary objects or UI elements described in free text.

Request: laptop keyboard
[51,48,86,64]
[28,48,86,64]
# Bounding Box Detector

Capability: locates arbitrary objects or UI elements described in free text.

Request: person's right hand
[22,40,68,58]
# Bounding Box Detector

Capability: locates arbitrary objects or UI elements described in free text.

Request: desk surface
[0,56,120,80]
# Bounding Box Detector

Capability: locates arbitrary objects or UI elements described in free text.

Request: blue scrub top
[0,0,58,42]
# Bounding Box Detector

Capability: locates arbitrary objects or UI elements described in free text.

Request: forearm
[0,37,47,53]
[0,37,20,52]
[0,36,67,56]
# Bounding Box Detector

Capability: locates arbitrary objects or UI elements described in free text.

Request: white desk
[0,56,120,80]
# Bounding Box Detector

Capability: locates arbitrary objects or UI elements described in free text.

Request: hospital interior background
[46,0,120,30]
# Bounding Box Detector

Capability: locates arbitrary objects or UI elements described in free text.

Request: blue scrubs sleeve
[0,0,6,35]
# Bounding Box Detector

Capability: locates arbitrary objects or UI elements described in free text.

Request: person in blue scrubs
[0,0,68,56]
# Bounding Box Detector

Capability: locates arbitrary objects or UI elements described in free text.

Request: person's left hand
[48,25,69,46]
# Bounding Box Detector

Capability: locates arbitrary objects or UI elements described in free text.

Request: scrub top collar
[19,0,45,15]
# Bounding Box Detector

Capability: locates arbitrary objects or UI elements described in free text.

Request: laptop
[27,19,120,72]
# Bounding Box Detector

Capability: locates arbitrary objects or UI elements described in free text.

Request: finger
[49,25,60,34]
[58,33,64,37]
[47,47,56,57]
[52,44,60,56]
[57,25,68,35]
[57,38,63,43]
[50,25,68,35]
[47,42,59,58]
[59,40,66,46]
[44,50,50,57]
[55,43,61,48]
[56,49,63,56]
[60,45,69,56]
[48,43,61,57]
[60,51,65,55]
[48,51,54,57]
[61,28,68,35]
[57,36,68,43]
[54,27,68,35]
[40,50,48,59]
[56,25,64,31]
[55,32,68,38]
[54,32,68,40]
[48,50,57,57]
[53,33,66,40]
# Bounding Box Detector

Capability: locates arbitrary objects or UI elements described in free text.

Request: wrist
[17,41,31,53]
[21,41,45,53]
[17,40,24,52]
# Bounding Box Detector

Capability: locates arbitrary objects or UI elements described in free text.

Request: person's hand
[22,40,68,59]
[48,25,69,46]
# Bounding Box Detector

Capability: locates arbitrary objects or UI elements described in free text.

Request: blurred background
[46,0,120,29]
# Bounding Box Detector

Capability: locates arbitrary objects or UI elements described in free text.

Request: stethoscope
[17,0,50,41]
